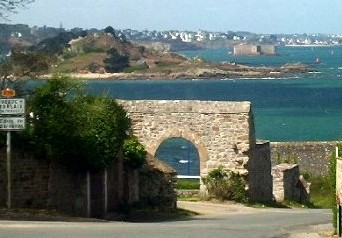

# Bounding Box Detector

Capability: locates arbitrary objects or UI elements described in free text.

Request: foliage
[0,47,53,86]
[30,31,86,55]
[104,26,116,36]
[202,166,247,202]
[27,75,131,171]
[329,144,341,230]
[88,62,101,73]
[0,0,34,18]
[309,175,335,209]
[10,47,52,75]
[104,48,129,73]
[122,138,146,169]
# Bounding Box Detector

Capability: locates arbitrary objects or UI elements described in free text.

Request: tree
[104,48,129,73]
[104,26,116,36]
[27,75,131,171]
[0,0,34,18]
[0,47,52,90]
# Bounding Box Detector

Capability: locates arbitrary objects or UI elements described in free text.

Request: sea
[83,46,342,175]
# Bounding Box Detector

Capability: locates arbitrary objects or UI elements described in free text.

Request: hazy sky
[5,0,342,34]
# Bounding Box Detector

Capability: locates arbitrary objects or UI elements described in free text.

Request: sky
[4,0,342,34]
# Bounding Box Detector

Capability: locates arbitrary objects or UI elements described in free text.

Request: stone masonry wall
[248,141,273,202]
[0,149,50,208]
[119,100,254,177]
[139,155,177,212]
[271,141,337,176]
[0,149,89,215]
[0,148,177,216]
[119,100,272,202]
[272,163,310,203]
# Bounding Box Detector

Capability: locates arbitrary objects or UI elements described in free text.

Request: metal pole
[87,171,91,218]
[6,131,11,209]
[337,204,342,237]
[104,169,108,217]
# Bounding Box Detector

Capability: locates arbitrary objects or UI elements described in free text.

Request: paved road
[0,202,332,238]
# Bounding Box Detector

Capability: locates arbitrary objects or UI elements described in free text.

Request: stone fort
[119,100,273,202]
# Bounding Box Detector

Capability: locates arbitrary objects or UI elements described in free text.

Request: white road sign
[0,98,25,115]
[0,117,25,130]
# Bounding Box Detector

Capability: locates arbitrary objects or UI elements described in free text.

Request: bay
[87,45,342,142]
[80,46,342,175]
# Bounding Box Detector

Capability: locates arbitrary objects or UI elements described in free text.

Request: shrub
[27,75,131,172]
[123,138,147,169]
[104,48,129,73]
[202,166,247,202]
[330,144,341,230]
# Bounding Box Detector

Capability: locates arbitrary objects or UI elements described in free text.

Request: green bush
[27,75,131,171]
[330,144,340,230]
[123,138,146,169]
[202,166,247,202]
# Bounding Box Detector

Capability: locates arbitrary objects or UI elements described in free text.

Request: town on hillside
[1,24,342,56]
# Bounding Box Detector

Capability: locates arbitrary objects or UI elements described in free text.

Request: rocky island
[2,27,311,81]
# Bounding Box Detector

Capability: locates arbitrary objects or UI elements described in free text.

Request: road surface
[0,201,333,238]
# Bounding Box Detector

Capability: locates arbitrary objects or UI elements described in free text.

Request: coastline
[41,63,311,81]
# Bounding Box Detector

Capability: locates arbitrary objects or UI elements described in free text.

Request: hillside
[55,32,187,75]
[0,25,311,80]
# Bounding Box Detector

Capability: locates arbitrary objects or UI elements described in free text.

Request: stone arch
[118,99,273,201]
[148,128,209,175]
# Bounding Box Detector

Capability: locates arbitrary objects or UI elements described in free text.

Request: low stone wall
[0,149,177,216]
[271,141,338,176]
[272,163,310,203]
[177,189,200,198]
[139,155,177,212]
[0,150,50,208]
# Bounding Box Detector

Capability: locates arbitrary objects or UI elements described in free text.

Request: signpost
[0,89,26,209]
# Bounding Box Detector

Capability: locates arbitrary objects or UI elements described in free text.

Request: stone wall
[271,141,337,176]
[139,155,177,211]
[272,163,310,203]
[0,150,50,208]
[248,141,273,202]
[0,149,91,216]
[0,148,177,216]
[119,100,254,176]
[119,100,272,202]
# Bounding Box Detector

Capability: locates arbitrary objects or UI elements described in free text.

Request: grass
[309,175,334,209]
[177,179,200,190]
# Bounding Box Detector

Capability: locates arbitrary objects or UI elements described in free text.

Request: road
[0,202,333,238]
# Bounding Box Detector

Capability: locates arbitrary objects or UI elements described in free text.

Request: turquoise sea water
[87,46,342,142]
[86,46,342,175]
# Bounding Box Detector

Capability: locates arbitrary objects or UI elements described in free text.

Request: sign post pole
[6,130,11,209]
[0,88,25,209]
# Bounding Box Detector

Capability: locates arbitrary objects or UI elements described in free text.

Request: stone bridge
[119,100,272,202]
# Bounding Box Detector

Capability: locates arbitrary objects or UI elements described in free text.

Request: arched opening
[155,137,200,176]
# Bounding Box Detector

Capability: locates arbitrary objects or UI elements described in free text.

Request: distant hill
[0,24,316,79]
[2,24,342,58]
[53,31,187,74]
